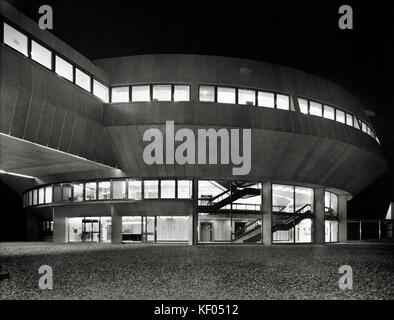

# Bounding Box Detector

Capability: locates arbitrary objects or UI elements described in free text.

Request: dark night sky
[6,0,394,218]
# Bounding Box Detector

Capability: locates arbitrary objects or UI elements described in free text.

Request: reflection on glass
[62,184,72,202]
[295,186,313,213]
[122,216,142,242]
[157,216,189,242]
[295,218,312,243]
[38,188,45,204]
[75,68,91,92]
[55,56,73,82]
[93,80,109,103]
[325,220,338,242]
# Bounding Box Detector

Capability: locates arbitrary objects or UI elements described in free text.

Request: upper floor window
[346,113,353,126]
[31,40,52,69]
[336,110,345,124]
[55,55,73,82]
[199,86,215,102]
[361,121,367,133]
[217,87,236,104]
[309,101,322,117]
[238,89,255,105]
[4,23,28,56]
[75,68,91,92]
[152,85,172,101]
[93,80,109,103]
[174,85,190,102]
[111,86,129,103]
[258,91,275,108]
[276,94,290,110]
[132,85,150,102]
[323,105,335,120]
[298,98,309,114]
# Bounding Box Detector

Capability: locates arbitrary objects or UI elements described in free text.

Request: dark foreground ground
[0,242,393,300]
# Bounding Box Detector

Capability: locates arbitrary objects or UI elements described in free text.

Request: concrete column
[53,208,67,243]
[338,195,348,243]
[189,178,199,245]
[262,181,272,245]
[314,188,325,244]
[111,204,122,244]
[26,212,40,241]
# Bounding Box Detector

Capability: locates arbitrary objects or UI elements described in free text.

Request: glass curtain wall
[197,181,262,243]
[272,184,314,243]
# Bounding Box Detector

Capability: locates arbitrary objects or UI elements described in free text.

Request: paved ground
[0,242,393,300]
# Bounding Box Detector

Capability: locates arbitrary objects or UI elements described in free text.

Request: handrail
[234,219,261,239]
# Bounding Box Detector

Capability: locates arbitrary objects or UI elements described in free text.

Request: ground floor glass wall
[198,181,262,243]
[325,220,338,242]
[68,217,111,243]
[121,216,189,243]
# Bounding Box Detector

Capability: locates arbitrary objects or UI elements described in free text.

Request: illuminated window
[31,40,52,69]
[75,68,91,92]
[128,180,142,200]
[98,181,111,200]
[55,56,73,82]
[276,94,290,110]
[323,105,335,120]
[199,86,215,102]
[153,85,172,101]
[177,180,192,199]
[258,91,275,108]
[309,101,322,117]
[217,87,236,104]
[144,180,159,199]
[238,89,255,105]
[73,183,84,202]
[336,110,345,124]
[361,122,367,133]
[113,180,126,199]
[298,98,309,114]
[132,85,150,102]
[4,23,28,56]
[44,186,52,204]
[38,188,45,204]
[111,86,129,103]
[353,117,361,130]
[85,182,97,201]
[174,85,190,102]
[93,80,109,103]
[160,180,176,199]
[346,113,353,126]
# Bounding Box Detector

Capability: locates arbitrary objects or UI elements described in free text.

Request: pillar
[262,181,272,245]
[189,178,199,245]
[314,188,325,244]
[338,195,348,242]
[53,208,67,243]
[111,204,122,244]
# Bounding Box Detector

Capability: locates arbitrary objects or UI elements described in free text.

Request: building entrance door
[82,218,100,242]
[200,222,213,242]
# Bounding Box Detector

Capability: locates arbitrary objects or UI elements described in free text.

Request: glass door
[82,217,100,242]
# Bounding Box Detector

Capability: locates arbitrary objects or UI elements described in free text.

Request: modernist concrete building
[0,2,387,245]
